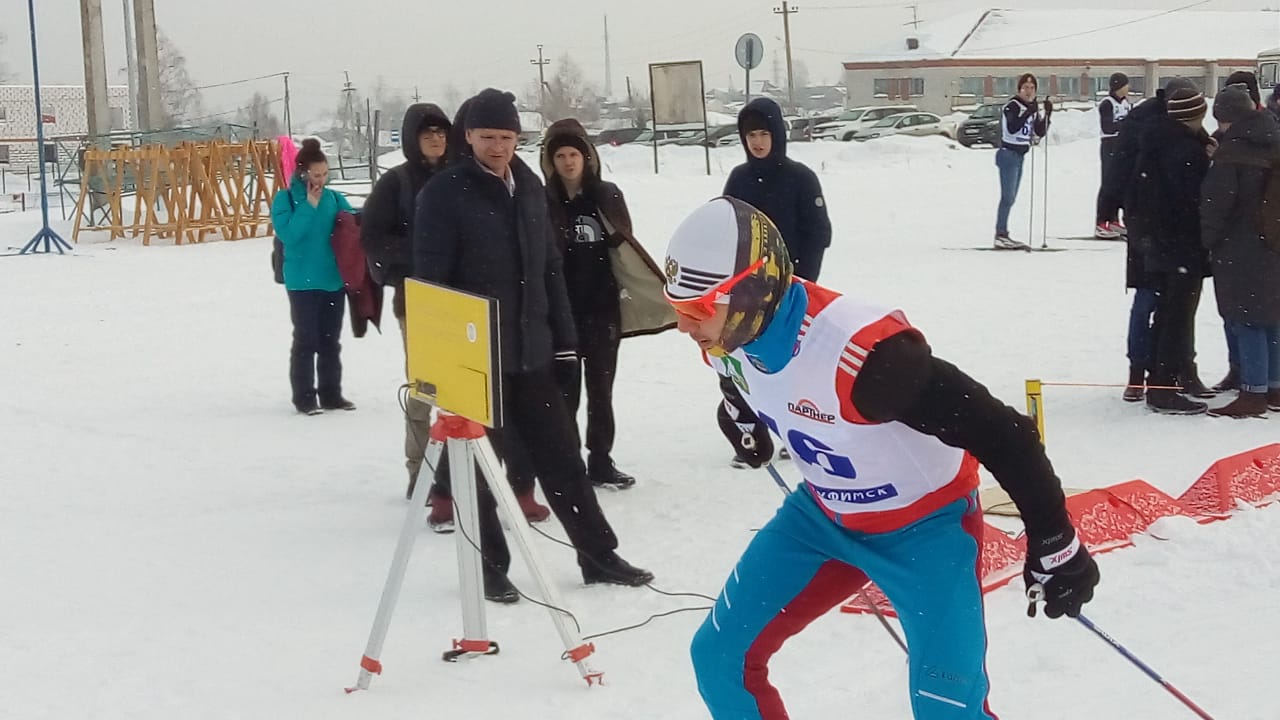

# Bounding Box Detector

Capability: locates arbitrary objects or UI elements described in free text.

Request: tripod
[347,412,602,693]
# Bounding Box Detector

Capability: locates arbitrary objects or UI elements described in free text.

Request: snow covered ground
[3,117,1277,720]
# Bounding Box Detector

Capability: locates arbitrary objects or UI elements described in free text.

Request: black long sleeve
[360,168,412,286]
[851,332,1071,539]
[1098,101,1119,136]
[412,176,457,285]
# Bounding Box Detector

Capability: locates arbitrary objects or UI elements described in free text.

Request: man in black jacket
[360,103,451,498]
[1094,73,1130,239]
[413,89,653,599]
[1126,85,1214,414]
[723,97,832,280]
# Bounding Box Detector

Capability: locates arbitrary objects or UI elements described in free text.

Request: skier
[994,73,1051,249]
[666,197,1099,719]
[1094,73,1131,239]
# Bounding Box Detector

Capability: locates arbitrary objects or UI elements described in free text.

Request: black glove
[1043,98,1054,116]
[1024,527,1099,619]
[716,398,773,468]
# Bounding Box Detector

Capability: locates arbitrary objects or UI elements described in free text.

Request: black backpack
[270,190,295,285]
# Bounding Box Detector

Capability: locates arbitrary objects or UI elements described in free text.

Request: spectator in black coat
[1094,72,1131,238]
[413,88,653,598]
[541,118,676,490]
[1201,88,1280,418]
[1126,85,1214,414]
[360,103,450,496]
[723,97,832,280]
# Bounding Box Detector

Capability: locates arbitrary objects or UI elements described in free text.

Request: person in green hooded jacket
[271,138,356,415]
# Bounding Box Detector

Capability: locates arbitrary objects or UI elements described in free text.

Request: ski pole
[1027,138,1036,248]
[759,457,909,655]
[1041,123,1050,249]
[1075,613,1216,720]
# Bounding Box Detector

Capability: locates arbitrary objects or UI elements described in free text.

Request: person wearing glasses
[361,103,453,495]
[271,138,357,415]
[664,197,1099,720]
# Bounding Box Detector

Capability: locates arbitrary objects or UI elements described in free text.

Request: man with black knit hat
[1127,82,1215,414]
[540,118,676,489]
[723,97,832,281]
[1224,70,1263,110]
[413,89,654,600]
[1094,72,1131,239]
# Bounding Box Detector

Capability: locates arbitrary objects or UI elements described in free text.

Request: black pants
[560,314,621,463]
[1095,137,1120,225]
[451,368,620,575]
[287,289,345,408]
[1148,272,1203,387]
[430,425,537,499]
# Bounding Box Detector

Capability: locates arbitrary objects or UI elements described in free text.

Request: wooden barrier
[72,139,286,246]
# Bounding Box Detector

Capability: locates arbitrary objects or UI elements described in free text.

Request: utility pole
[414,86,421,103]
[773,1,798,111]
[342,71,359,156]
[283,72,292,138]
[530,44,550,113]
[120,0,138,131]
[603,14,614,98]
[79,0,111,144]
[131,0,162,131]
[908,4,921,30]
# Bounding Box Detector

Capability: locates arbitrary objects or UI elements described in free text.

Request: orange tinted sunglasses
[669,256,768,321]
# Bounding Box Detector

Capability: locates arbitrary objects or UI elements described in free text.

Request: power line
[960,1,1212,54]
[191,71,287,92]
[185,95,284,124]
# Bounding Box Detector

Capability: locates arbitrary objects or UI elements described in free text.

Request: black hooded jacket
[723,98,832,281]
[1202,110,1280,325]
[360,103,451,311]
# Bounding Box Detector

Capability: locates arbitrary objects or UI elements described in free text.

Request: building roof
[845,8,1279,67]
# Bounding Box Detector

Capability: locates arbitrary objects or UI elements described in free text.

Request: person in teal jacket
[271,138,356,415]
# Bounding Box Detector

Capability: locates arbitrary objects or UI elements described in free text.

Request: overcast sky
[1,0,1273,124]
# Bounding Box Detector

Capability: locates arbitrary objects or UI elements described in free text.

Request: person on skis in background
[994,72,1051,250]
[664,197,1099,719]
[1094,72,1131,239]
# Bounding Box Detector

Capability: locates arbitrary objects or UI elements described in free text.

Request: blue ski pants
[690,487,997,720]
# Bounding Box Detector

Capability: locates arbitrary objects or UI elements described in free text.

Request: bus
[1259,47,1280,91]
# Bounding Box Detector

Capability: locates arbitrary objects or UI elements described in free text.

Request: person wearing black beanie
[412,88,655,598]
[1094,72,1132,238]
[1223,70,1262,108]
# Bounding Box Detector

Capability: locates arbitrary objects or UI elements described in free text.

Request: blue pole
[1075,614,1215,719]
[19,0,72,255]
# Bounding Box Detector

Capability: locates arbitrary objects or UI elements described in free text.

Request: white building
[840,9,1279,115]
[0,85,132,165]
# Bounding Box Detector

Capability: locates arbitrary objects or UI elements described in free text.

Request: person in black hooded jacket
[723,97,832,281]
[361,103,451,496]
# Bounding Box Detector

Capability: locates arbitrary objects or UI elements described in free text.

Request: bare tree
[0,32,10,83]
[534,53,601,123]
[443,83,463,117]
[627,83,650,129]
[157,30,202,128]
[236,92,282,137]
[372,76,409,128]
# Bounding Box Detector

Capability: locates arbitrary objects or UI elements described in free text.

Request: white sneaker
[993,233,1029,250]
[1094,223,1121,240]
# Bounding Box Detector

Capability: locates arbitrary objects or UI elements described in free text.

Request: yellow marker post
[403,279,502,428]
[1025,378,1045,444]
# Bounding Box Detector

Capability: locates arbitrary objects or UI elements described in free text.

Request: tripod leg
[445,437,494,661]
[345,431,440,692]
[474,437,604,686]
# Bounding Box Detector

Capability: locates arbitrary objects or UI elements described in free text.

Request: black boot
[589,456,637,490]
[1213,366,1240,394]
[1146,388,1208,415]
[1208,391,1269,419]
[1268,388,1280,412]
[1178,364,1217,399]
[483,572,520,604]
[581,551,654,587]
[1122,366,1145,402]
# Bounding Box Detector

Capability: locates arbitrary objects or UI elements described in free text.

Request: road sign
[390,129,401,146]
[735,33,764,71]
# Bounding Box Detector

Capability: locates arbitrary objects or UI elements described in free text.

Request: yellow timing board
[403,279,503,428]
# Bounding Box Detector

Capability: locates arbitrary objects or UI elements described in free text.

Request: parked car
[788,115,835,142]
[595,128,645,146]
[812,105,919,141]
[957,103,1003,148]
[849,112,953,142]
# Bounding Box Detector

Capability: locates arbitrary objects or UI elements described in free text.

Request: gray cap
[1213,86,1256,125]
